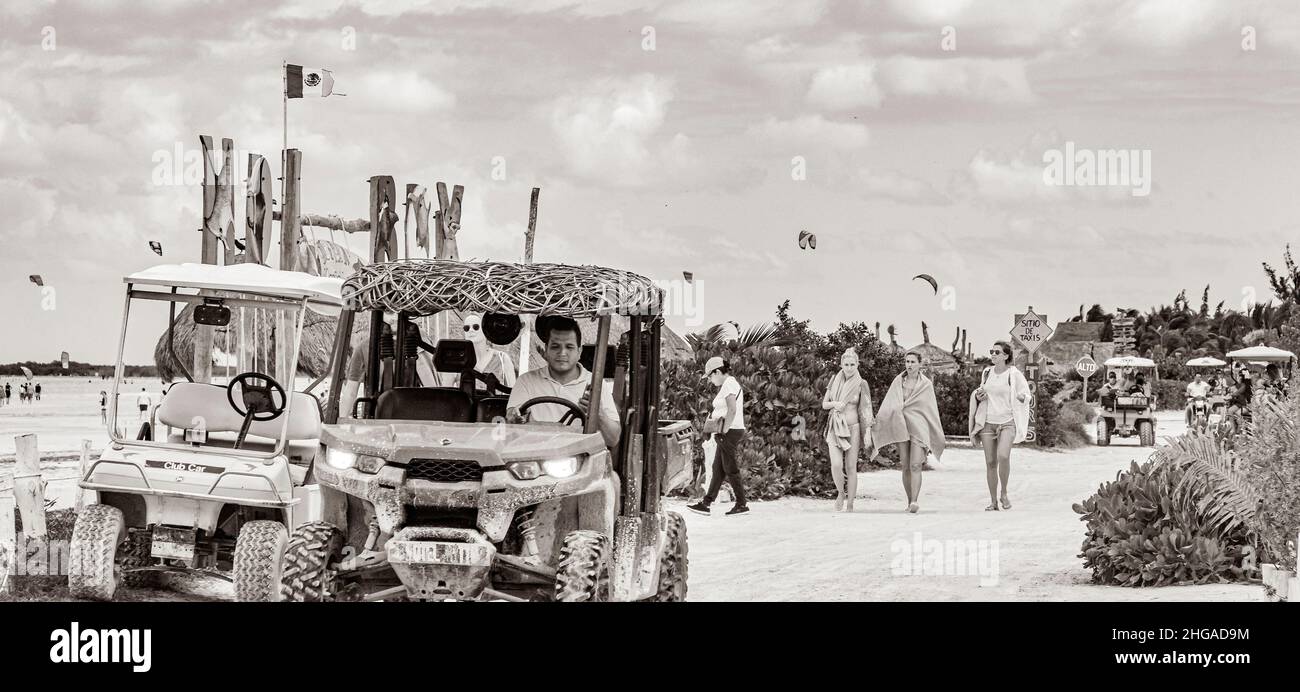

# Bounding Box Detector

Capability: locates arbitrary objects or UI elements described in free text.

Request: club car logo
[145,460,222,474]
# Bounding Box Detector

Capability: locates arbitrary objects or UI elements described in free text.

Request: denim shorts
[980,421,1015,437]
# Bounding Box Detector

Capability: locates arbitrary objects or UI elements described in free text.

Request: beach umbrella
[913,273,939,294]
[29,275,43,286]
[61,351,69,369]
[149,241,163,256]
[20,366,33,380]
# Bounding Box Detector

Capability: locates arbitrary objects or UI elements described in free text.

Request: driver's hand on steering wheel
[506,407,528,424]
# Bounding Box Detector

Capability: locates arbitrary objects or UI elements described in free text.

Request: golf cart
[68,263,344,601]
[1185,356,1226,433]
[1095,355,1159,446]
[1226,346,1295,392]
[282,259,694,602]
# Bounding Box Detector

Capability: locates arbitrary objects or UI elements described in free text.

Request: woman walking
[822,348,875,512]
[872,351,945,513]
[968,341,1031,511]
[688,357,750,516]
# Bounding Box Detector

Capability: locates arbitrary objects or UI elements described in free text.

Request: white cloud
[857,168,948,205]
[352,71,456,112]
[547,74,690,186]
[877,57,1035,105]
[747,114,869,149]
[807,64,883,110]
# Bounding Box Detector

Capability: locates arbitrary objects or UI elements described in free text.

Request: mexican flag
[285,64,335,98]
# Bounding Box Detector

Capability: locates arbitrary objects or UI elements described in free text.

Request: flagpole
[281,60,287,251]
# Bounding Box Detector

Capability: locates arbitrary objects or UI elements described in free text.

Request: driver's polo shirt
[507,365,620,434]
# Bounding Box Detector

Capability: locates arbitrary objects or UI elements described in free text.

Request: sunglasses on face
[463,324,481,332]
[989,350,1003,356]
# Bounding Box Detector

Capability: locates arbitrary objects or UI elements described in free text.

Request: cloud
[351,71,456,112]
[949,134,1155,206]
[546,74,696,187]
[857,168,949,205]
[806,64,884,110]
[747,114,869,150]
[877,57,1035,105]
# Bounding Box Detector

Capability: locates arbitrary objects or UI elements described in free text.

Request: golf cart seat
[158,382,321,441]
[376,387,473,422]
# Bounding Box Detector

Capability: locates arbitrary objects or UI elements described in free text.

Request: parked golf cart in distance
[68,263,344,601]
[282,259,693,602]
[1095,355,1159,446]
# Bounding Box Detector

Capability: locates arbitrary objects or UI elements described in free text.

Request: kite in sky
[913,273,939,294]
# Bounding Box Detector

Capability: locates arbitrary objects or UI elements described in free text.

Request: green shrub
[1232,395,1300,571]
[1053,400,1094,448]
[1073,459,1251,586]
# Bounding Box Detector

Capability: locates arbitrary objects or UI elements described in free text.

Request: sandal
[985,503,999,511]
[1001,496,1012,510]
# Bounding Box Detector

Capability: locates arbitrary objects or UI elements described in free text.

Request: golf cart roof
[126,263,345,310]
[344,259,664,318]
[1186,356,1227,367]
[1225,345,1295,362]
[1104,356,1156,368]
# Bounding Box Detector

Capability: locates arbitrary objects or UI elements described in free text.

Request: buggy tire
[234,520,288,602]
[555,530,611,602]
[68,504,125,601]
[653,512,688,602]
[1096,418,1111,446]
[1138,420,1154,446]
[119,529,160,589]
[281,521,344,602]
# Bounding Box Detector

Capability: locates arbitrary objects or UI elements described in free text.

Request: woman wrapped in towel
[871,351,945,513]
[822,348,875,512]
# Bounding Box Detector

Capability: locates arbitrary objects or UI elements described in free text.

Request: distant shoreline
[0,362,157,378]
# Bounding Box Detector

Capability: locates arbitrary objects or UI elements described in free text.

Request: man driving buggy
[506,316,622,448]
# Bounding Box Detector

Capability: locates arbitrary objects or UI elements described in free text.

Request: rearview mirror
[194,303,232,327]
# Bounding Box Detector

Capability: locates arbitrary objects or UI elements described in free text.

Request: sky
[2,0,1299,365]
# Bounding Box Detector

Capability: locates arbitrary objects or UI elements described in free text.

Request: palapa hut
[908,321,959,374]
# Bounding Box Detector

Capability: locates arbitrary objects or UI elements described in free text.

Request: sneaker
[725,505,750,516]
[687,502,711,515]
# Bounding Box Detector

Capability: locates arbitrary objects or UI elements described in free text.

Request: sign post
[1076,354,1098,403]
[1010,307,1052,443]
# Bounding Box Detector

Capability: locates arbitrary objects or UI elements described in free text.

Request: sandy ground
[668,410,1265,602]
[3,398,1265,602]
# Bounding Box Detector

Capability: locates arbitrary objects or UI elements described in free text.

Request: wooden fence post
[77,439,97,511]
[13,434,48,579]
[0,469,15,595]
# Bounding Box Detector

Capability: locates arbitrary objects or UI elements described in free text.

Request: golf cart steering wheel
[227,372,287,449]
[518,396,586,426]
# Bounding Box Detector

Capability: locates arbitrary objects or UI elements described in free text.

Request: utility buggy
[68,263,344,601]
[282,260,694,602]
[1095,355,1159,446]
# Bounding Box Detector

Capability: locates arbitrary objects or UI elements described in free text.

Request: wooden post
[0,469,15,595]
[195,136,225,384]
[518,187,540,374]
[13,434,47,579]
[403,183,416,261]
[76,439,97,511]
[275,149,303,385]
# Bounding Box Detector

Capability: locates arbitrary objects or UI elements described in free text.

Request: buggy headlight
[326,448,356,470]
[507,461,542,480]
[542,456,580,478]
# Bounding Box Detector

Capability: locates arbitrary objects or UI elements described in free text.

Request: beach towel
[872,372,945,461]
[967,365,1032,444]
[823,370,874,452]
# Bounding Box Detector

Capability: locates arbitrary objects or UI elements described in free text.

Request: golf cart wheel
[233,520,288,602]
[653,511,689,602]
[119,529,160,589]
[280,521,345,602]
[1138,420,1155,446]
[1096,418,1111,446]
[555,530,611,602]
[68,504,126,601]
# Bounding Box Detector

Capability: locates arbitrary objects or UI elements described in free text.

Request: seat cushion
[157,382,321,440]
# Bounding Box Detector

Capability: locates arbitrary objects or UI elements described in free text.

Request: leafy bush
[1053,400,1094,448]
[1073,458,1252,586]
[1150,379,1190,411]
[1232,395,1300,571]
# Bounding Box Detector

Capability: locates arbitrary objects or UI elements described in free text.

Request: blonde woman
[968,341,1030,511]
[822,348,875,512]
[872,351,946,513]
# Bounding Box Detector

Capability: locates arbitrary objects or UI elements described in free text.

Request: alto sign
[1076,355,1099,379]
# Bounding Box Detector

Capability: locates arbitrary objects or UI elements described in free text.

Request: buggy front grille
[405,459,483,483]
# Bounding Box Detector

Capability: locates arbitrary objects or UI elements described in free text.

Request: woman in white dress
[968,341,1031,511]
